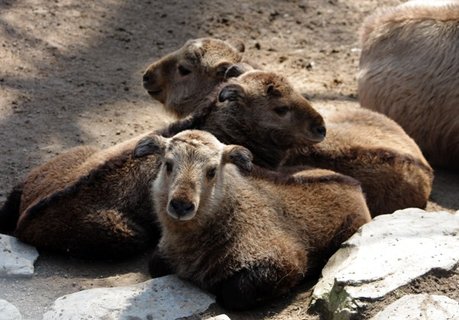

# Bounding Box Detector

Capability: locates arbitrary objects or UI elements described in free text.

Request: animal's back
[251,167,370,259]
[14,133,160,258]
[359,2,459,168]
[284,104,433,216]
[20,146,99,214]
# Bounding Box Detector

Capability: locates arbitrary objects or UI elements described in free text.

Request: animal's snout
[168,198,196,220]
[143,68,162,95]
[313,124,326,139]
[142,72,152,84]
[143,71,155,89]
[307,122,326,143]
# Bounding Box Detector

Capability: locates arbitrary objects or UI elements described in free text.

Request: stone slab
[0,234,39,277]
[42,275,215,320]
[370,294,459,320]
[0,299,22,320]
[311,208,459,319]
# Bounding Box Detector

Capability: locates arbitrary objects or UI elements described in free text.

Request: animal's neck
[204,110,286,169]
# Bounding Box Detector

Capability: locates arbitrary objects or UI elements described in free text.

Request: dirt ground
[1,0,458,319]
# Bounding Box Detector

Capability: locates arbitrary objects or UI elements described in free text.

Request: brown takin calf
[358,1,459,170]
[134,130,371,310]
[0,135,160,258]
[143,37,246,118]
[160,69,326,169]
[142,37,433,216]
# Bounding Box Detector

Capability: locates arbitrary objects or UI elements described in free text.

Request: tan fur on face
[359,1,459,169]
[152,130,370,305]
[143,38,244,117]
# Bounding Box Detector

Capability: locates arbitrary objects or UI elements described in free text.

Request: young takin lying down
[0,135,160,258]
[135,129,371,310]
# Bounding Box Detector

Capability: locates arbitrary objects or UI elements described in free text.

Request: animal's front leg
[148,247,174,278]
[213,263,302,310]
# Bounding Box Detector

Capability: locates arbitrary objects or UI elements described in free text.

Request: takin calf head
[143,38,246,118]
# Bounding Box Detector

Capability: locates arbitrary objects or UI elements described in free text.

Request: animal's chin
[147,90,164,102]
[167,211,196,222]
[269,131,294,149]
[303,134,325,144]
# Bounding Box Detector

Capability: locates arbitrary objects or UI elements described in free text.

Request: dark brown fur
[0,182,24,234]
[0,136,161,258]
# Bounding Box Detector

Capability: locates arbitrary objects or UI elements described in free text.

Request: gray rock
[0,234,39,277]
[205,315,231,320]
[42,275,215,320]
[370,294,459,320]
[311,208,459,320]
[0,299,22,320]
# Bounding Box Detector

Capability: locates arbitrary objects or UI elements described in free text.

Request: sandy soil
[1,0,458,319]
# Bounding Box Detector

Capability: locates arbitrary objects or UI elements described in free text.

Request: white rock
[0,299,22,320]
[42,275,215,320]
[205,315,231,320]
[0,233,39,277]
[371,294,459,320]
[311,208,459,319]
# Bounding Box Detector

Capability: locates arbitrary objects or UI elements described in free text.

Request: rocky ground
[1,0,459,319]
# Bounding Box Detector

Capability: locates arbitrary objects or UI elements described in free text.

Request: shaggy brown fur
[282,104,433,216]
[135,130,371,310]
[0,135,161,258]
[156,70,326,169]
[359,1,459,170]
[143,38,433,216]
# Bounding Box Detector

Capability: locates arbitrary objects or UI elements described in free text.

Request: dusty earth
[0,0,458,319]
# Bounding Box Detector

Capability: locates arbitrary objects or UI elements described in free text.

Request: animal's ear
[186,42,204,64]
[228,39,245,53]
[266,83,282,97]
[224,63,253,79]
[218,84,244,103]
[216,62,232,78]
[133,134,167,158]
[222,145,253,173]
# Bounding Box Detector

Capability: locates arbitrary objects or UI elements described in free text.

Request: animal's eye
[165,161,173,174]
[206,167,217,180]
[177,65,191,76]
[273,106,289,116]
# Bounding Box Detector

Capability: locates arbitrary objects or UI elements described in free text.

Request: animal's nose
[313,125,326,138]
[143,71,153,88]
[168,198,195,218]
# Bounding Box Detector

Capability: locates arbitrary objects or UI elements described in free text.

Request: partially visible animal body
[136,130,371,310]
[0,135,161,258]
[143,38,433,216]
[359,1,459,170]
[283,104,433,216]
